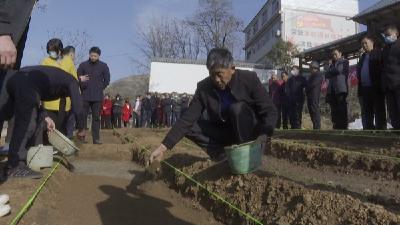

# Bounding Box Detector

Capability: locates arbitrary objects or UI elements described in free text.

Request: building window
[262,10,269,24]
[272,0,279,12]
[253,21,259,35]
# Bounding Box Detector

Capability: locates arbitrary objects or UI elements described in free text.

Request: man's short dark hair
[206,48,234,71]
[62,46,75,55]
[89,46,101,55]
[46,38,63,54]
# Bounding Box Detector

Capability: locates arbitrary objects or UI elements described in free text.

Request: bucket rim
[51,129,79,151]
[224,139,261,151]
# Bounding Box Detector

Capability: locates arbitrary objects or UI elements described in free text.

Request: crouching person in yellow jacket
[41,39,78,135]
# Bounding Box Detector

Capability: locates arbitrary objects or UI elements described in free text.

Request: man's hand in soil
[149,144,167,164]
[0,35,17,70]
[45,117,56,132]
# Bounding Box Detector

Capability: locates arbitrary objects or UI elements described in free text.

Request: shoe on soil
[93,140,102,145]
[6,164,42,179]
[0,194,9,205]
[0,204,11,217]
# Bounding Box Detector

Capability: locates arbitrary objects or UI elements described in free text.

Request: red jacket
[122,103,132,122]
[102,99,112,116]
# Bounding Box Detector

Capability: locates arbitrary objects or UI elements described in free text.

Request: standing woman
[122,98,132,128]
[326,49,349,130]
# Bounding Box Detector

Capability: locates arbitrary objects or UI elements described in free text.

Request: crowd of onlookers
[268,25,400,131]
[100,92,193,129]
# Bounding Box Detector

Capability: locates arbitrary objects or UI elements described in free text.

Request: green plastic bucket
[224,140,263,175]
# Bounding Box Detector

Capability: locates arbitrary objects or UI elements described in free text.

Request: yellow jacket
[41,56,78,112]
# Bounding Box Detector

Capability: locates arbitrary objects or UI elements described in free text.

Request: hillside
[105,74,149,100]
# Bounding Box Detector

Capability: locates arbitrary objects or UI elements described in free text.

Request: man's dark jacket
[286,75,306,103]
[306,72,323,100]
[0,0,35,44]
[357,49,383,96]
[162,69,277,150]
[77,60,110,102]
[326,58,349,95]
[381,40,400,91]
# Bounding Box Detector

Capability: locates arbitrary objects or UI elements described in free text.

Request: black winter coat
[306,73,323,100]
[162,69,277,149]
[382,40,400,91]
[77,60,110,102]
[357,49,383,96]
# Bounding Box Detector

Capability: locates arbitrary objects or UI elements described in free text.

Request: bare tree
[187,0,244,57]
[135,16,201,73]
[45,29,92,64]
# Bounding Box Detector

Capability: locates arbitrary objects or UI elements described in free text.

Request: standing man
[162,94,173,127]
[306,61,323,130]
[381,25,400,129]
[150,48,277,163]
[357,36,386,130]
[268,73,283,128]
[279,72,290,129]
[326,49,349,130]
[141,93,152,128]
[77,47,110,144]
[287,66,306,129]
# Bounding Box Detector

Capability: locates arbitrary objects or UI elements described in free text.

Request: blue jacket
[77,60,110,102]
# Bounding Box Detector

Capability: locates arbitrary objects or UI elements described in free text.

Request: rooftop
[297,31,367,62]
[352,0,400,25]
[151,58,270,69]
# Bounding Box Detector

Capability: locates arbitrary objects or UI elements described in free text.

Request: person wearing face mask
[326,49,349,130]
[149,48,277,164]
[381,25,400,129]
[77,47,110,144]
[41,39,72,137]
[357,36,386,130]
[286,66,306,129]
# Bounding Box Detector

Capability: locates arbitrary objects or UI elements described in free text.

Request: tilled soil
[116,129,400,225]
[1,130,222,225]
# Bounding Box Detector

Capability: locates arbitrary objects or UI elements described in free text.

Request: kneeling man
[150,48,277,163]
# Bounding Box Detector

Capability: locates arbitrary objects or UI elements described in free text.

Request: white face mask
[291,69,299,76]
[49,51,58,59]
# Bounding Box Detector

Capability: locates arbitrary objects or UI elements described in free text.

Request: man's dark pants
[328,93,348,129]
[133,112,141,128]
[113,113,122,128]
[0,72,44,167]
[83,101,101,142]
[101,115,112,129]
[141,110,152,128]
[386,88,400,129]
[360,86,387,130]
[289,100,304,129]
[307,97,321,130]
[185,102,260,159]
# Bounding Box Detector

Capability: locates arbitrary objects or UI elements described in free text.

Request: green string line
[9,161,61,225]
[140,146,264,225]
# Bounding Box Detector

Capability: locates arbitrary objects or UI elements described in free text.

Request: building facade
[244,0,360,64]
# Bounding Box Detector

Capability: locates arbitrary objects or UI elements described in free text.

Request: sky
[21,0,379,82]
